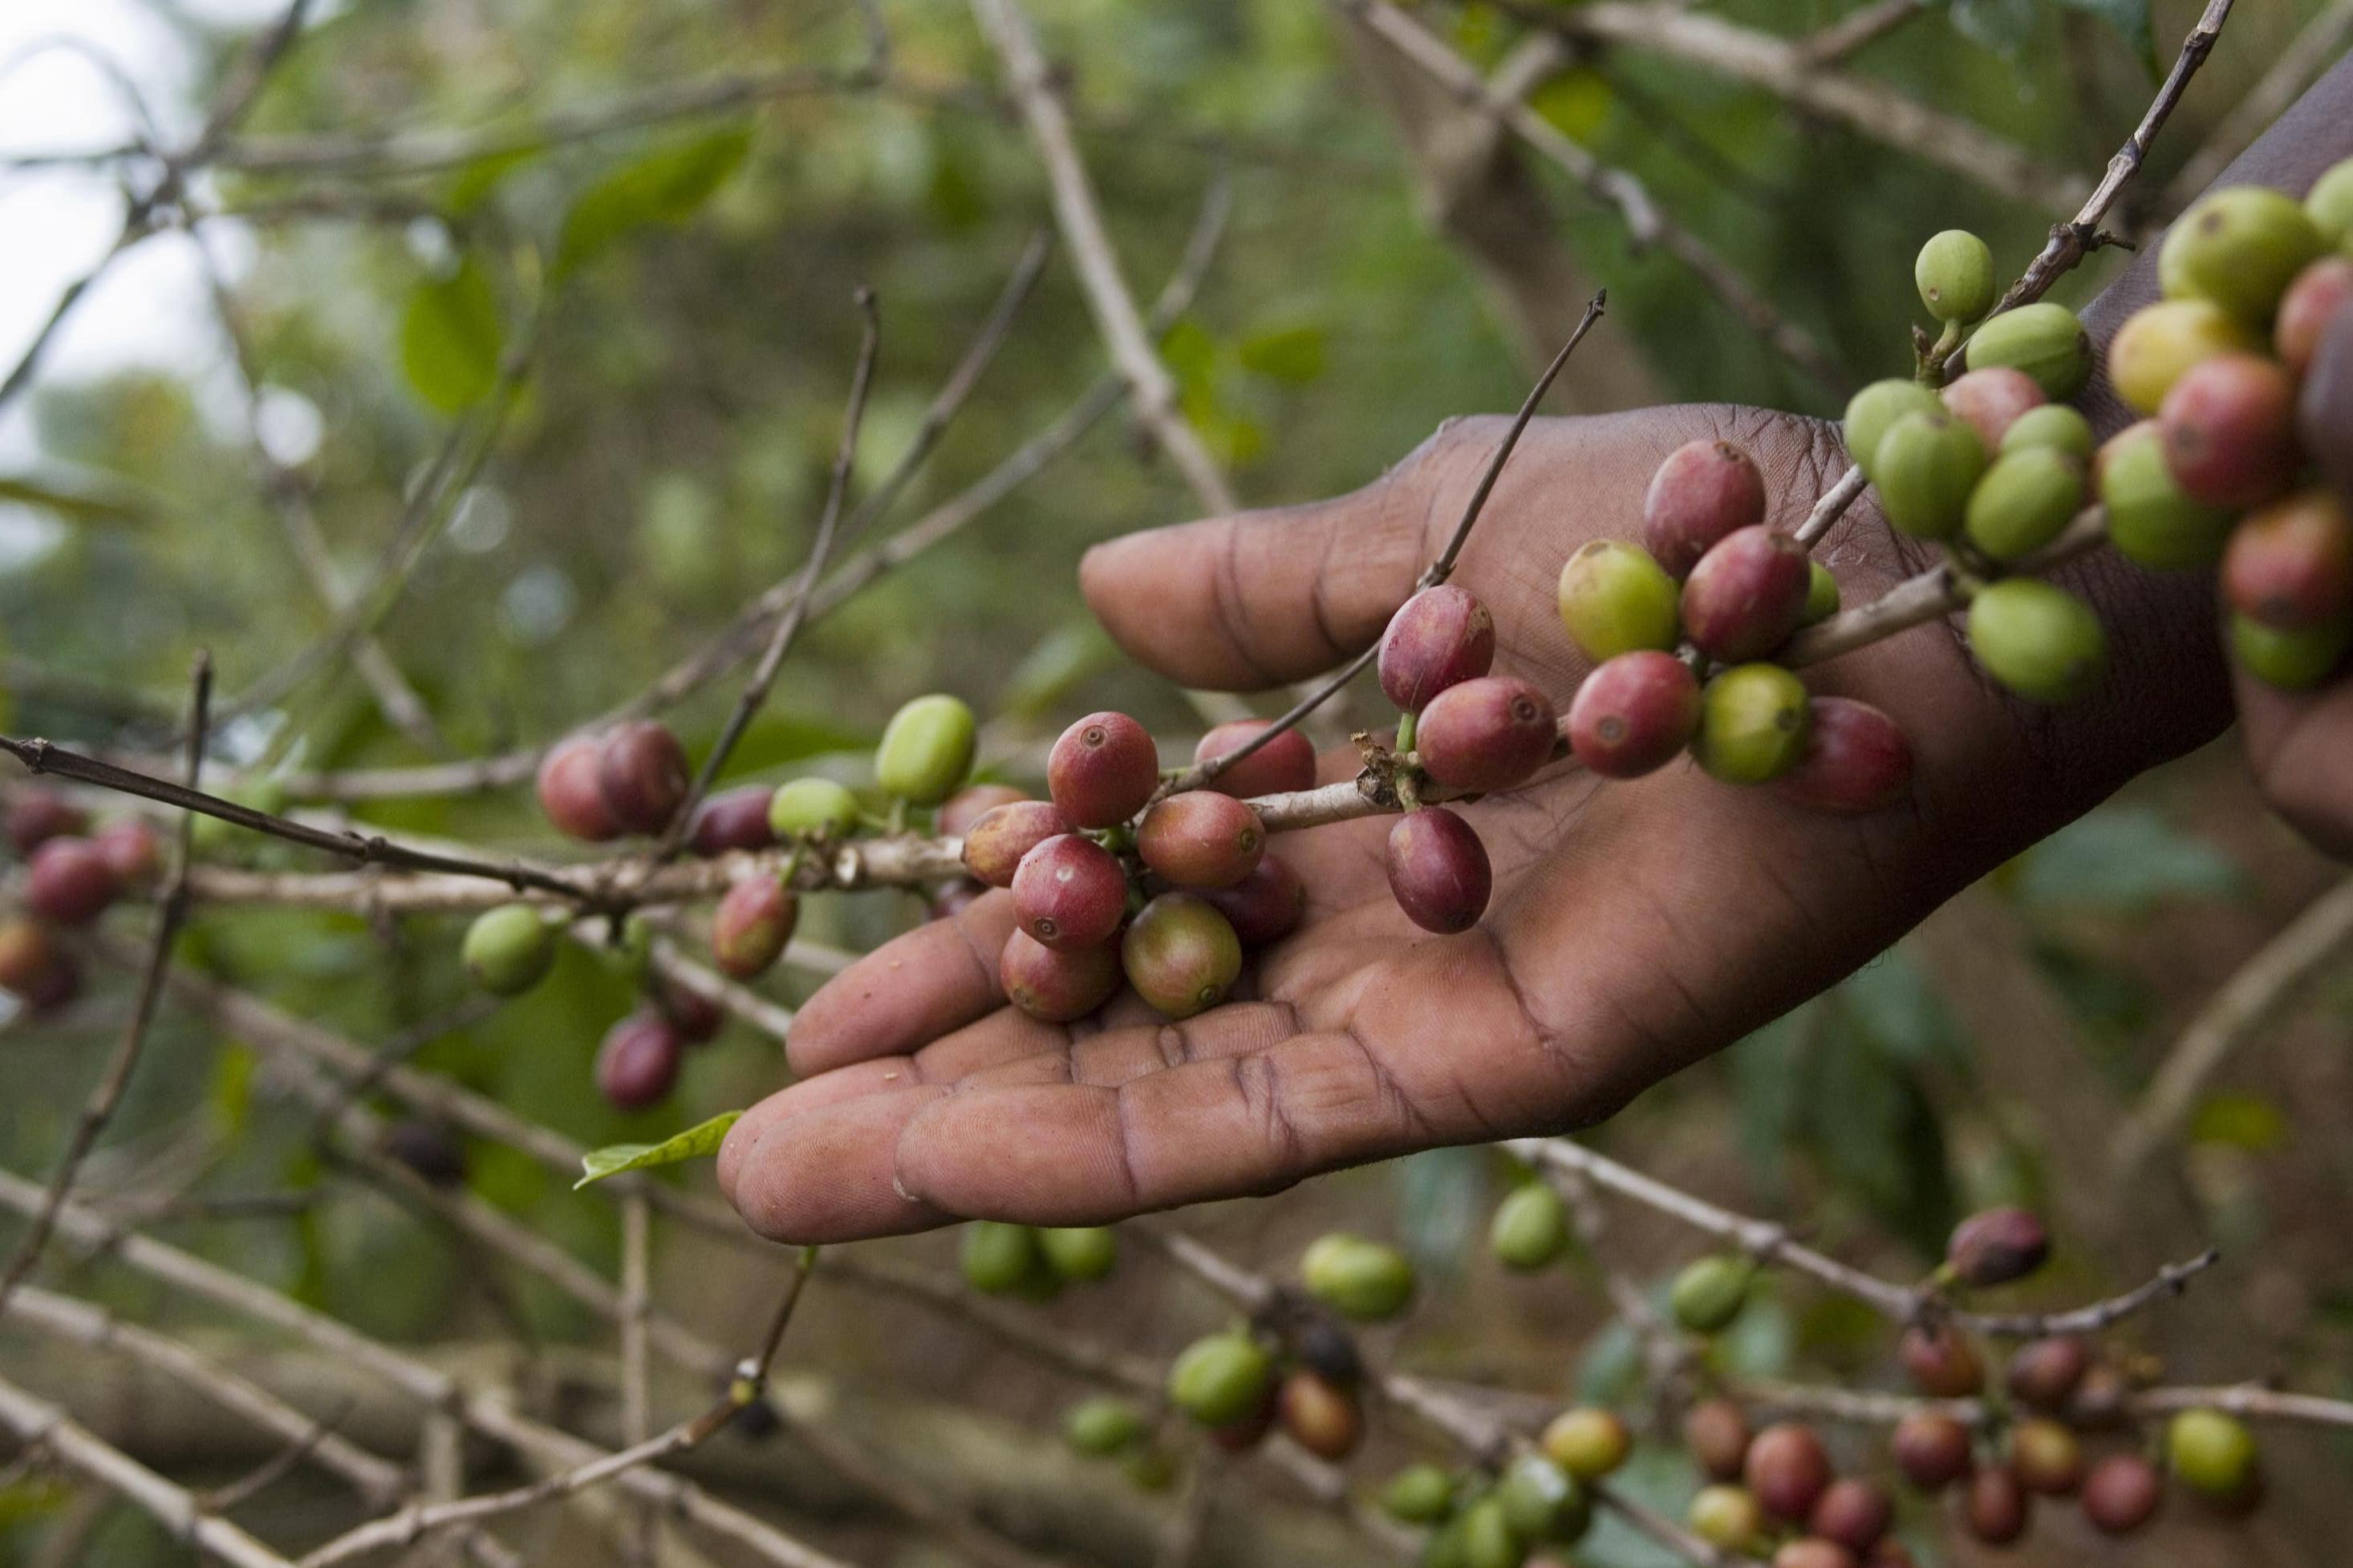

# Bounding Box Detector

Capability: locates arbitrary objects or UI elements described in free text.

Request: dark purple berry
[26,838,117,926]
[1945,1205,2050,1287]
[1744,1424,1830,1522]
[1892,1411,1973,1490]
[1377,585,1496,711]
[596,1013,684,1109]
[688,788,779,857]
[6,789,87,856]
[1202,854,1307,946]
[597,722,692,834]
[1384,808,1491,934]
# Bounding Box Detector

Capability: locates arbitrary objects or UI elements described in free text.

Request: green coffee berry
[1916,229,1997,322]
[1064,1397,1146,1457]
[1541,1408,1632,1481]
[1489,1183,1570,1271]
[959,1220,1042,1295]
[2307,156,2353,249]
[1422,1514,1471,1568]
[1301,1233,1417,1321]
[461,903,556,996]
[2166,1408,2258,1497]
[2229,614,2352,689]
[1962,302,2093,399]
[1556,540,1680,662]
[1122,1446,1179,1492]
[1873,410,1987,541]
[768,777,862,841]
[1459,1496,1526,1568]
[874,693,976,806]
[1037,1225,1118,1282]
[2160,186,2326,322]
[1381,1463,1458,1525]
[1496,1453,1590,1545]
[1669,1254,1754,1333]
[1999,403,2095,460]
[1694,664,1811,785]
[1963,447,2085,561]
[1166,1331,1273,1427]
[2099,424,2235,570]
[1842,379,1943,481]
[1801,561,1839,626]
[1966,579,2109,704]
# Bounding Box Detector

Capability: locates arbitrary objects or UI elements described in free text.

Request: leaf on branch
[575,1109,744,1189]
[554,124,755,277]
[400,258,505,415]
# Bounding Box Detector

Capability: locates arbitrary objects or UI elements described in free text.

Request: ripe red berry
[597,722,692,834]
[596,1013,684,1110]
[937,784,1028,838]
[6,789,87,857]
[1384,808,1491,934]
[1415,676,1558,794]
[1680,527,1811,662]
[2158,352,2300,510]
[1011,834,1130,951]
[1276,1370,1362,1461]
[1809,1479,1893,1554]
[1963,1465,2029,1546]
[2275,255,2353,377]
[1201,854,1307,947]
[1744,1424,1831,1522]
[1772,698,1913,815]
[1891,1410,1973,1490]
[961,801,1075,888]
[1900,1323,1985,1398]
[1120,893,1243,1019]
[1566,651,1700,778]
[1378,585,1496,711]
[1945,1205,2050,1287]
[1137,791,1265,889]
[688,787,779,857]
[1940,367,2046,451]
[1771,1540,1857,1568]
[1049,712,1159,829]
[2005,1336,2091,1409]
[2008,1418,2083,1496]
[26,838,117,926]
[2221,489,2353,630]
[1643,440,1767,577]
[538,738,623,842]
[655,979,725,1044]
[0,919,72,1011]
[1684,1398,1753,1482]
[1194,719,1318,798]
[712,875,797,979]
[2080,1453,2162,1535]
[93,818,161,883]
[1000,930,1120,1023]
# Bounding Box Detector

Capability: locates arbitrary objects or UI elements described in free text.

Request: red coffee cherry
[2005,1336,2091,1408]
[0,918,73,1011]
[596,1013,684,1110]
[2080,1453,2163,1535]
[1209,1383,1280,1453]
[1384,807,1491,934]
[1643,439,1767,577]
[1276,1370,1362,1461]
[1415,676,1558,794]
[1137,791,1265,889]
[93,818,161,883]
[1890,1410,1973,1490]
[2009,1418,2083,1497]
[712,875,797,979]
[1945,1205,2049,1287]
[1772,1540,1857,1568]
[2221,489,2353,630]
[1684,1397,1753,1482]
[1772,698,1913,816]
[1000,930,1120,1023]
[597,721,692,834]
[937,783,1028,837]
[1567,651,1701,778]
[688,787,779,857]
[1194,719,1318,799]
[1900,1323,1985,1398]
[1377,585,1496,711]
[2158,352,2300,510]
[655,979,725,1044]
[6,789,87,856]
[1963,1465,2030,1546]
[2275,255,2353,377]
[26,838,118,926]
[1743,1424,1832,1522]
[1049,711,1159,829]
[961,801,1075,889]
[1940,367,2046,451]
[1011,834,1130,951]
[1808,1478,1893,1554]
[1681,527,1811,662]
[1120,893,1243,1019]
[538,736,623,841]
[1202,854,1307,947]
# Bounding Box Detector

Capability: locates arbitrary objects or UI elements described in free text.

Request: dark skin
[719,58,2353,1246]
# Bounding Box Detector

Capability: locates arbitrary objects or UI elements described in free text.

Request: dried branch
[2131,1384,2353,1430]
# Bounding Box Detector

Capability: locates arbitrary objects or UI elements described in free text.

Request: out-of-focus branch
[2161,0,2353,208]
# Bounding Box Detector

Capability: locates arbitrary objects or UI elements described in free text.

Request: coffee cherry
[1201,854,1307,946]
[2100,421,2236,569]
[382,1119,468,1187]
[1049,711,1158,828]
[1381,1464,1457,1524]
[2159,352,2299,510]
[1557,540,1681,662]
[1915,228,1996,322]
[1193,719,1318,798]
[2310,156,2353,245]
[1000,931,1119,1023]
[655,978,724,1044]
[538,737,623,841]
[2160,186,2325,323]
[92,818,161,884]
[1385,807,1491,934]
[1890,1410,1973,1489]
[1121,893,1242,1019]
[1843,379,1944,481]
[1899,1323,1985,1398]
[958,802,1068,889]
[1416,676,1558,794]
[1772,698,1913,816]
[2222,489,2353,630]
[767,777,861,841]
[1688,1485,1764,1553]
[1744,1424,1831,1521]
[1459,1495,1527,1568]
[462,903,556,996]
[1064,1396,1146,1457]
[1669,1254,1753,1332]
[1864,1539,1915,1568]
[0,919,74,1011]
[595,1012,684,1110]
[712,875,797,979]
[1941,367,2045,452]
[1966,579,2108,704]
[874,695,976,807]
[1803,561,1840,626]
[1277,1370,1362,1461]
[26,838,117,926]
[1681,526,1811,662]
[2005,1336,2091,1409]
[2276,256,2353,375]
[1999,403,2094,460]
[596,722,691,834]
[1301,1233,1416,1321]
[1775,1539,1859,1568]
[1962,1464,2029,1546]
[1168,1331,1272,1427]
[2080,1453,2163,1535]
[1122,1446,1179,1493]
[1489,1182,1570,1271]
[2065,1363,2134,1431]
[1293,1317,1362,1386]
[1379,585,1498,711]
[1808,1479,1892,1554]
[1564,652,1700,780]
[2229,614,2351,689]
[1137,791,1264,889]
[1643,440,1767,577]
[1684,1398,1753,1481]
[2108,298,2261,414]
[2008,1418,2083,1496]
[1497,1455,1590,1546]
[937,784,1027,838]
[1038,1225,1118,1282]
[1208,1379,1277,1453]
[6,790,86,856]
[960,1220,1042,1294]
[1694,664,1811,785]
[1012,834,1129,951]
[687,787,778,857]
[2167,1408,2257,1497]
[1963,302,2092,399]
[1540,1408,1629,1480]
[1944,1205,2049,1288]
[1963,447,2085,561]
[1872,410,1986,541]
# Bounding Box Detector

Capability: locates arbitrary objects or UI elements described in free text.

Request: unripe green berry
[1540,1407,1631,1481]
[1688,1485,1765,1553]
[1966,579,2108,704]
[2099,423,2234,569]
[2229,614,2352,689]
[768,777,861,841]
[1694,665,1811,785]
[1915,229,1997,322]
[2166,1408,2258,1497]
[2160,186,2325,322]
[461,903,556,996]
[1496,1453,1590,1544]
[2307,156,2353,249]
[959,1220,1043,1295]
[1556,540,1680,662]
[1064,1396,1146,1457]
[1166,1331,1273,1427]
[1037,1225,1118,1282]
[1842,379,1943,482]
[1999,403,2094,460]
[874,694,976,806]
[1489,1183,1570,1271]
[2108,299,2261,414]
[1669,1254,1753,1333]
[1963,447,2085,561]
[1801,561,1839,626]
[1962,302,2092,399]
[1301,1233,1416,1321]
[1459,1496,1524,1568]
[1381,1463,1458,1525]
[1872,410,1986,541]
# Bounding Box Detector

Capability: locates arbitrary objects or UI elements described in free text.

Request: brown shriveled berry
[2222,489,2353,630]
[1772,1540,1858,1568]
[1415,676,1558,794]
[596,1013,684,1110]
[2081,1453,2163,1535]
[6,790,86,856]
[1385,807,1491,934]
[1772,698,1913,815]
[688,787,778,857]
[91,819,160,883]
[937,784,1028,838]
[2158,353,2300,510]
[538,738,623,841]
[1643,439,1767,577]
[1744,1424,1832,1522]
[1946,1205,2050,1287]
[1681,526,1812,662]
[596,722,691,834]
[1807,1479,1893,1555]
[1194,720,1318,798]
[1049,711,1159,829]
[961,801,1074,889]
[1000,930,1120,1023]
[1011,834,1130,951]
[1963,1465,2029,1546]
[26,838,116,926]
[1121,893,1243,1019]
[1276,1370,1362,1461]
[1137,791,1264,889]
[1684,1398,1753,1482]
[1202,854,1307,946]
[2275,256,2353,377]
[2009,1419,2083,1496]
[1378,585,1496,711]
[1941,367,2046,451]
[1891,1410,1973,1490]
[1565,651,1700,779]
[2005,1336,2091,1409]
[712,876,797,979]
[1901,1324,1985,1398]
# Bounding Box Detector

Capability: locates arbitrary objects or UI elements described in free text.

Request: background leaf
[399,258,504,414]
[555,124,754,275]
[576,1109,744,1188]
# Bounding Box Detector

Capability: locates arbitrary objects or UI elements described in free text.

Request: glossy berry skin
[1037,1225,1118,1282]
[1049,711,1159,828]
[2081,1454,2163,1535]
[1120,893,1243,1019]
[1743,1424,1831,1522]
[1941,367,2044,450]
[1557,540,1681,662]
[767,777,862,841]
[1063,1396,1146,1457]
[1808,1479,1892,1554]
[1384,807,1491,934]
[1963,447,2084,561]
[1916,229,1996,322]
[1567,651,1700,779]
[1194,719,1318,798]
[1202,854,1307,946]
[6,790,86,856]
[1681,526,1811,661]
[961,1220,1043,1294]
[2221,490,2353,630]
[1775,1538,1859,1568]
[1684,1399,1752,1482]
[1415,676,1558,793]
[1541,1408,1629,1480]
[1772,698,1913,815]
[1301,1234,1416,1320]
[462,904,556,996]
[1489,1182,1570,1270]
[2160,185,2325,323]
[1843,379,1943,481]
[1962,302,2091,399]
[1378,585,1496,711]
[874,695,976,807]
[595,1013,684,1110]
[1900,1323,1985,1398]
[2101,422,2235,569]
[1643,440,1767,577]
[2000,403,2094,460]
[1890,1410,1973,1489]
[595,722,691,834]
[2159,352,2300,509]
[2005,1335,2091,1408]
[1963,1465,2029,1546]
[26,838,117,926]
[1872,410,1986,541]
[712,875,797,979]
[2229,614,2351,689]
[2167,1408,2258,1497]
[1966,579,2108,704]
[1688,1485,1764,1553]
[538,736,623,841]
[936,784,1027,837]
[2275,256,2353,376]
[1167,1332,1272,1428]
[1277,1371,1362,1461]
[1011,834,1129,951]
[1670,1254,1752,1332]
[1000,931,1119,1023]
[2108,299,2260,414]
[961,801,1075,888]
[2008,1418,2083,1496]
[1945,1205,2050,1287]
[1380,1465,1456,1525]
[1695,665,1811,785]
[687,787,777,857]
[1496,1453,1591,1545]
[1137,791,1264,889]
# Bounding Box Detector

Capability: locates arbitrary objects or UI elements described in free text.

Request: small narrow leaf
[400,258,504,414]
[575,1109,743,1189]
[555,124,754,276]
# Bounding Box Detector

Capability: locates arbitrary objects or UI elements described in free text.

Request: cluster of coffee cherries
[0,788,161,1015]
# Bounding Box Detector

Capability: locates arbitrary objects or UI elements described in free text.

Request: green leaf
[556,124,754,276]
[575,1109,744,1189]
[445,145,542,216]
[400,258,504,414]
[2012,806,2246,914]
[1235,324,1327,385]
